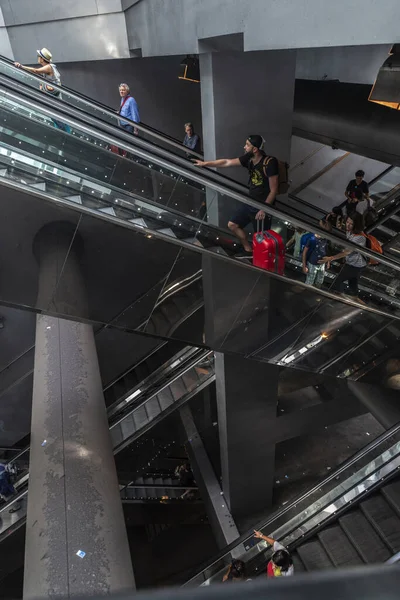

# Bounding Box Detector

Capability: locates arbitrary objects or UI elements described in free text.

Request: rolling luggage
[253,222,285,274]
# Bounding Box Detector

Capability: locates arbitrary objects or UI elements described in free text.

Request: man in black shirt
[345,170,369,201]
[194,135,279,256]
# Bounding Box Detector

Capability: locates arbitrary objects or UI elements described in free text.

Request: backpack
[307,238,328,265]
[363,199,378,228]
[300,232,315,254]
[362,233,383,266]
[263,156,290,195]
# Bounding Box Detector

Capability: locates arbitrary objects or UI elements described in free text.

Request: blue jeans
[120,124,134,134]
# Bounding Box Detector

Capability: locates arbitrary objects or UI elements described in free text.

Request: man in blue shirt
[118,83,140,135]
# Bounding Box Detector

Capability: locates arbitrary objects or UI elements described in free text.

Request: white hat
[37,48,52,63]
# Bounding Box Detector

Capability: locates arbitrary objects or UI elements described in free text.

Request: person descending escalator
[253,530,294,577]
[14,48,71,133]
[0,463,21,514]
[194,135,283,258]
[302,218,333,289]
[286,227,307,259]
[175,462,195,499]
[319,212,367,303]
[222,559,251,582]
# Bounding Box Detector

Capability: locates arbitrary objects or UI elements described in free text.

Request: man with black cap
[194,135,279,256]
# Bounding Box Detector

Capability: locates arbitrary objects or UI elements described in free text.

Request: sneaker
[235,250,253,260]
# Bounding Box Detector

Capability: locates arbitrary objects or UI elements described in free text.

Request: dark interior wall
[59,56,202,141]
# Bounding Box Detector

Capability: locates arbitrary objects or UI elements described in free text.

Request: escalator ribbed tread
[381,480,400,518]
[291,552,306,572]
[339,510,391,564]
[145,396,162,420]
[361,494,400,553]
[317,525,363,567]
[169,377,187,401]
[296,540,334,570]
[157,387,175,410]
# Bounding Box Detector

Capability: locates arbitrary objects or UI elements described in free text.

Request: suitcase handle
[256,219,266,234]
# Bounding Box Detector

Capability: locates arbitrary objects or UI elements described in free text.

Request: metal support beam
[348,380,400,429]
[179,405,243,555]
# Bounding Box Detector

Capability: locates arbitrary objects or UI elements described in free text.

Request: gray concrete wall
[59,56,202,140]
[296,44,392,85]
[1,0,399,63]
[0,0,128,63]
[125,0,400,58]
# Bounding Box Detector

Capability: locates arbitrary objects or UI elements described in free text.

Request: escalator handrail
[1,78,399,273]
[2,67,397,263]
[0,54,204,160]
[110,348,212,429]
[3,55,400,242]
[183,418,400,585]
[107,346,204,421]
[0,63,383,236]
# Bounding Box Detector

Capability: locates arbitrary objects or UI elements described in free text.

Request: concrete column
[348,380,400,430]
[199,49,296,227]
[24,223,135,599]
[215,352,278,521]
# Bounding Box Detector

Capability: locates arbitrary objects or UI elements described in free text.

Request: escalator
[2,74,400,384]
[183,420,400,586]
[3,58,400,384]
[292,478,400,571]
[0,343,214,570]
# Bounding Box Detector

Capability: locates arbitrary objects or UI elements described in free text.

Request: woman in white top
[15,48,61,96]
[319,212,367,301]
[14,48,70,132]
[254,530,294,577]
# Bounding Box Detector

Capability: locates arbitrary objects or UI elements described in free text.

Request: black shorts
[230,205,259,228]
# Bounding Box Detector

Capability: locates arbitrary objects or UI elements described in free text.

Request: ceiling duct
[369,44,400,110]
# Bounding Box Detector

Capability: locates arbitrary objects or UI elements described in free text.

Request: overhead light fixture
[179,55,200,83]
[369,44,400,110]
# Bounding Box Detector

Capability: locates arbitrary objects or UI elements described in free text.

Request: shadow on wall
[60,56,202,141]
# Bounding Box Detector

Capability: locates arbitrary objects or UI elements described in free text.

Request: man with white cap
[14,48,70,131]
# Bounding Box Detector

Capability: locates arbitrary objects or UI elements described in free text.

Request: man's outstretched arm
[194,158,241,168]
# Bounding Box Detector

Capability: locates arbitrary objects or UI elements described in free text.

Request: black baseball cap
[247,135,264,149]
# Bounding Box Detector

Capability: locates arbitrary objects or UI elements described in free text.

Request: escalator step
[361,494,400,553]
[120,413,137,439]
[132,405,149,431]
[291,552,306,572]
[317,525,363,567]
[339,510,391,564]
[381,479,400,518]
[169,378,187,401]
[181,369,200,392]
[296,539,334,571]
[145,396,162,420]
[157,387,175,410]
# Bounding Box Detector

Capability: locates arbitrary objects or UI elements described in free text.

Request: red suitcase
[253,225,285,274]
